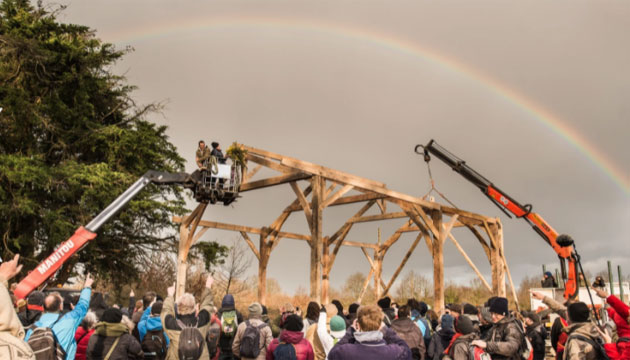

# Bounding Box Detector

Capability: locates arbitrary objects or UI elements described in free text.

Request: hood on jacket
[567,322,600,339]
[354,330,385,344]
[280,330,305,344]
[94,322,130,337]
[146,316,163,331]
[391,318,417,333]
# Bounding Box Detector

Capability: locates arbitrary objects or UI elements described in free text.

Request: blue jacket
[25,287,91,360]
[138,306,170,346]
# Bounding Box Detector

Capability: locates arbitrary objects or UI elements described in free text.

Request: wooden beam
[243,164,262,183]
[351,212,408,224]
[172,217,311,241]
[193,227,209,243]
[444,226,492,292]
[240,172,311,192]
[268,186,312,244]
[358,268,374,303]
[383,232,423,295]
[287,193,386,212]
[431,210,445,314]
[360,247,387,290]
[382,220,414,251]
[377,199,387,214]
[466,225,492,261]
[341,241,379,249]
[246,153,295,174]
[240,231,260,261]
[310,176,324,302]
[321,184,354,208]
[413,204,441,239]
[327,200,376,273]
[290,181,313,229]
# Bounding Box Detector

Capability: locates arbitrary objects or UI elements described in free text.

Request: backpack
[221,310,238,339]
[567,334,610,360]
[27,316,65,360]
[514,320,533,360]
[206,322,221,358]
[141,328,167,360]
[177,319,205,360]
[468,345,492,360]
[239,320,268,358]
[273,342,297,360]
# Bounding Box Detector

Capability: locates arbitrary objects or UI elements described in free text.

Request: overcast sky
[55,0,629,294]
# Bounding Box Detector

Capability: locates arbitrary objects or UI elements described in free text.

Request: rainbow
[105,16,629,194]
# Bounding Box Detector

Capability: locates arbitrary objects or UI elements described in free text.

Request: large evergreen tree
[0,0,223,284]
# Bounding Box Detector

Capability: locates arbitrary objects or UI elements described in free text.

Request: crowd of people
[2,254,629,360]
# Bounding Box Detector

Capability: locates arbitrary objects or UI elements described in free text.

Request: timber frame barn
[173,145,518,312]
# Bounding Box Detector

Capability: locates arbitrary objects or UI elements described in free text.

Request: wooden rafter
[240,172,311,192]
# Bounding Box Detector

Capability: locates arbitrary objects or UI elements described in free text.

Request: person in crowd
[592,276,606,289]
[346,303,359,325]
[75,311,97,360]
[86,307,143,359]
[462,303,480,335]
[196,140,212,169]
[478,306,493,340]
[542,272,558,288]
[232,302,273,360]
[426,310,439,332]
[328,304,411,360]
[305,303,337,360]
[471,297,523,360]
[523,311,547,360]
[377,297,396,326]
[25,273,94,360]
[0,254,35,359]
[532,291,570,358]
[90,292,109,321]
[427,313,454,360]
[277,302,296,330]
[138,301,169,359]
[391,305,425,360]
[408,300,432,349]
[211,142,227,165]
[303,302,320,335]
[331,300,350,328]
[161,275,215,360]
[595,288,630,360]
[315,306,347,359]
[443,315,478,360]
[217,294,244,360]
[18,290,45,327]
[267,314,314,360]
[563,302,609,360]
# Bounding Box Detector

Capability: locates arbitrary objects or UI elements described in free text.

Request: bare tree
[215,237,252,297]
[394,270,432,302]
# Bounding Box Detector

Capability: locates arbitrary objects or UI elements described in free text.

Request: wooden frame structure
[173,145,518,312]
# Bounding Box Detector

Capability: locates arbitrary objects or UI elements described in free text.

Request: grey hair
[176,293,196,315]
[81,311,98,330]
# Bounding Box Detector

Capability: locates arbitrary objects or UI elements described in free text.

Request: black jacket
[86,322,143,360]
[526,324,547,360]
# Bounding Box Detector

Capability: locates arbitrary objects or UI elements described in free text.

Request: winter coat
[328,327,412,360]
[562,322,603,360]
[161,288,214,360]
[211,148,227,164]
[266,330,314,360]
[427,328,454,360]
[86,322,143,359]
[0,275,35,359]
[526,323,546,360]
[232,317,273,360]
[18,306,43,327]
[304,320,326,360]
[25,286,92,360]
[485,317,523,360]
[604,295,630,360]
[75,327,95,360]
[542,277,557,288]
[443,333,477,360]
[411,310,432,347]
[383,308,396,326]
[137,306,169,346]
[391,318,425,360]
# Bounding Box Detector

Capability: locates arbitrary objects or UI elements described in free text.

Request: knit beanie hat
[27,291,45,306]
[441,313,454,331]
[455,315,474,335]
[463,303,479,316]
[448,303,462,314]
[545,271,553,277]
[332,300,344,316]
[222,294,235,309]
[284,314,304,332]
[377,297,392,309]
[489,297,509,316]
[151,301,163,315]
[330,315,347,339]
[102,307,123,323]
[348,303,360,315]
[248,302,263,317]
[568,302,590,323]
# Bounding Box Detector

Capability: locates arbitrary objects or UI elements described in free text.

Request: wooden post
[608,261,615,296]
[486,222,506,297]
[322,236,330,304]
[431,210,445,313]
[310,176,324,302]
[176,203,207,299]
[258,232,269,305]
[374,228,383,299]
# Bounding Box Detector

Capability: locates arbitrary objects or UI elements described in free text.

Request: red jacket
[605,295,630,360]
[267,330,314,360]
[74,327,95,360]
